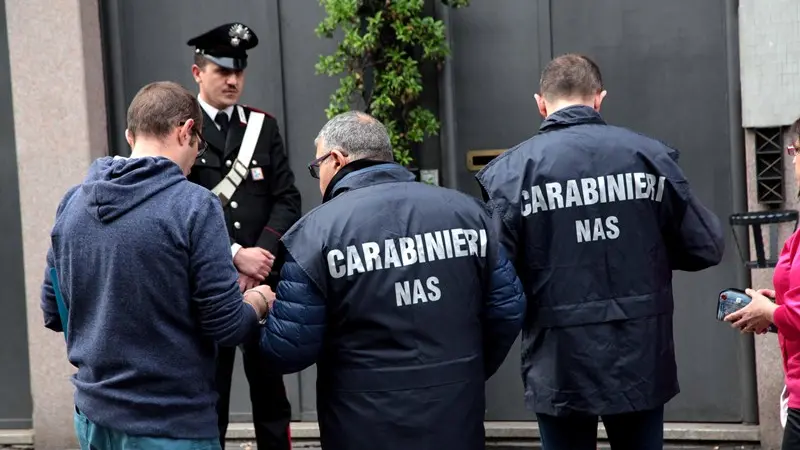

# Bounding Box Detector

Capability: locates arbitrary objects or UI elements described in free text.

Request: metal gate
[443,0,752,422]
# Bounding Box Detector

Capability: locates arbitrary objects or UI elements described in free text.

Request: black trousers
[784,408,800,449]
[537,406,664,450]
[215,343,292,450]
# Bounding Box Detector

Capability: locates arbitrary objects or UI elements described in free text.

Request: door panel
[448,0,746,422]
[448,0,544,421]
[549,0,743,423]
[449,0,545,200]
[0,0,33,428]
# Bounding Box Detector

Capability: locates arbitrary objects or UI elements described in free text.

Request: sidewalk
[1,420,763,449]
[223,444,761,450]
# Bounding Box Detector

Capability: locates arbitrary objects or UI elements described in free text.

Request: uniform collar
[538,105,606,134]
[197,95,234,121]
[323,160,415,203]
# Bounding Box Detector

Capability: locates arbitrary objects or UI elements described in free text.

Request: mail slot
[466,149,505,171]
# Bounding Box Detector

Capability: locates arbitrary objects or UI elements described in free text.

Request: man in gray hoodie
[41,81,274,450]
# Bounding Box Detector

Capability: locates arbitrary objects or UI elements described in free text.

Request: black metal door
[445,0,750,422]
[0,0,33,429]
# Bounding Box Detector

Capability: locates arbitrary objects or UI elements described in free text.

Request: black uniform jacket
[188,105,301,284]
[476,105,725,417]
[258,160,526,450]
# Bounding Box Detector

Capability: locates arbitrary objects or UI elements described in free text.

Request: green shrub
[315,0,470,167]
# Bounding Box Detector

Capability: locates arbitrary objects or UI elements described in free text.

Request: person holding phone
[725,117,800,449]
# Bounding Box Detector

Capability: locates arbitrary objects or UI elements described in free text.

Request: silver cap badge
[228,23,251,48]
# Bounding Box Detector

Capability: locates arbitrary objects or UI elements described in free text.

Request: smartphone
[717,288,778,333]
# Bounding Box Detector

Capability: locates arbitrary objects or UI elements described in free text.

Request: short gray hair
[315,111,394,162]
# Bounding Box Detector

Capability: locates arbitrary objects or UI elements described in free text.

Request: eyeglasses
[179,121,208,159]
[307,152,331,179]
[789,145,798,157]
[195,131,208,159]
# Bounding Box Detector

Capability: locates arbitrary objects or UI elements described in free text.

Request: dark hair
[539,53,603,101]
[193,53,209,69]
[126,81,203,142]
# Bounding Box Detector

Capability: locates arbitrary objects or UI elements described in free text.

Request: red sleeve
[775,235,800,340]
[775,295,800,341]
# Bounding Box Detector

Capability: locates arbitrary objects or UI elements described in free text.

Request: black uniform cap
[187,23,259,71]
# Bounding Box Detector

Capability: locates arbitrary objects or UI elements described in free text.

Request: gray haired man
[307,110,394,195]
[254,110,526,450]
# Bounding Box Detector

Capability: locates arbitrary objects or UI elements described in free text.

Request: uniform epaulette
[243,105,274,119]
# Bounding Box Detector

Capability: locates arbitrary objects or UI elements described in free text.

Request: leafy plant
[315,0,470,167]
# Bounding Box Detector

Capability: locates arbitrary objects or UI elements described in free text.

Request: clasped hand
[234,247,275,281]
[234,247,275,292]
[724,288,778,334]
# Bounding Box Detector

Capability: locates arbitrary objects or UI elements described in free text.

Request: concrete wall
[6,0,107,447]
[740,0,800,127]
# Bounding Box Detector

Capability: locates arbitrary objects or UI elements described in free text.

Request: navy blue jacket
[41,156,259,439]
[259,160,525,450]
[476,106,724,417]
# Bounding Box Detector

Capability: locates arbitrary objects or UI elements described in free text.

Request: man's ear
[125,129,134,148]
[594,90,608,111]
[331,149,349,170]
[191,65,203,83]
[534,93,548,118]
[178,119,194,146]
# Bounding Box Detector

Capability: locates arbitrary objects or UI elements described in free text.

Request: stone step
[226,421,760,442]
[3,421,761,449]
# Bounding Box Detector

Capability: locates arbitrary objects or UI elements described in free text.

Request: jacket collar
[538,105,606,134]
[323,159,415,203]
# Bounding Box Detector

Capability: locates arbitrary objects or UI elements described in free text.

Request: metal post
[97,0,129,157]
[434,2,459,190]
[725,0,759,425]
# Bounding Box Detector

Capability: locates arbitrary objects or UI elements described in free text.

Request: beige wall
[739,0,800,128]
[743,129,798,450]
[6,0,107,447]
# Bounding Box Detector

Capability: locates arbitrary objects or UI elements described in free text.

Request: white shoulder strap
[211,110,265,206]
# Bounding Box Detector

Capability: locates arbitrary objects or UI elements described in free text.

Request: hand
[724,288,779,334]
[758,289,776,299]
[244,285,276,321]
[237,272,260,292]
[233,247,275,281]
[754,289,777,334]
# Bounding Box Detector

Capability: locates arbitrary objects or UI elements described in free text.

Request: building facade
[0,0,795,448]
